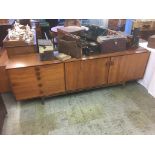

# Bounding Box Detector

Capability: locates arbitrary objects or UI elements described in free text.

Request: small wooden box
[3,35,37,58]
[99,35,127,53]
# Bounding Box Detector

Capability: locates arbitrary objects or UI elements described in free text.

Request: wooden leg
[41,97,45,105]
[122,82,126,87]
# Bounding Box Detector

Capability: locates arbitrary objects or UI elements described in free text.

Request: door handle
[106,61,114,66]
[38,83,43,87]
[106,61,110,66]
[35,66,40,71]
[110,61,114,65]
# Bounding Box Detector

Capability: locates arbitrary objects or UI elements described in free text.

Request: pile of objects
[37,25,140,61]
[57,25,139,58]
[7,21,34,43]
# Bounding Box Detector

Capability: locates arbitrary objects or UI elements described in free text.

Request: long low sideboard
[5,47,150,101]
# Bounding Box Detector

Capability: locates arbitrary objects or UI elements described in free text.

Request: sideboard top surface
[6,47,149,70]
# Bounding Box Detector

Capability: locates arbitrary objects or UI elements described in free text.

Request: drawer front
[39,63,65,96]
[65,61,82,91]
[8,67,40,100]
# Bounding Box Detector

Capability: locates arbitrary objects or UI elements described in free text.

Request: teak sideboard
[5,47,150,101]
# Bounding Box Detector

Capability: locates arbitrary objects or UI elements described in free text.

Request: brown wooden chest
[98,35,126,53]
[3,33,37,58]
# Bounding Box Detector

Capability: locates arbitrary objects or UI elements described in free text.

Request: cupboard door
[108,52,150,84]
[8,67,40,100]
[40,63,65,96]
[65,61,82,91]
[81,58,110,88]
[65,58,110,91]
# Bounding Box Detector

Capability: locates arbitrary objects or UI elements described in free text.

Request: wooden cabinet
[108,52,150,84]
[65,52,150,90]
[8,63,65,100]
[6,49,150,101]
[65,58,110,91]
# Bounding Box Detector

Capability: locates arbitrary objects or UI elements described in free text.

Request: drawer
[8,67,41,100]
[7,63,66,100]
[39,64,65,95]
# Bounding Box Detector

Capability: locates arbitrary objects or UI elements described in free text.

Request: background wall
[80,19,108,28]
[87,19,108,28]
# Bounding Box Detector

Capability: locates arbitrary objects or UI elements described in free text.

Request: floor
[2,82,155,135]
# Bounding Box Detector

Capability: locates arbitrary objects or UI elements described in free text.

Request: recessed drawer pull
[105,61,110,66]
[12,83,17,87]
[37,77,41,80]
[110,61,114,65]
[35,67,40,71]
[35,72,40,76]
[40,90,44,94]
[38,83,42,87]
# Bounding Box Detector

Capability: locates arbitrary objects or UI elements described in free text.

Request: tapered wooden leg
[41,97,45,104]
[122,82,126,87]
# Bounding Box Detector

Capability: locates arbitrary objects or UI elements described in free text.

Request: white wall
[148,70,155,97]
[139,42,155,98]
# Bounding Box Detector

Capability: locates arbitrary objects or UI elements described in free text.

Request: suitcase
[97,35,126,53]
[58,39,82,58]
[58,29,87,58]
